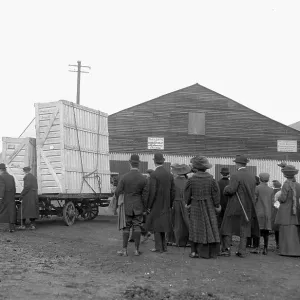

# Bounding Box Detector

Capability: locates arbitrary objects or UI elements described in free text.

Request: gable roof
[109,83,300,135]
[289,121,300,131]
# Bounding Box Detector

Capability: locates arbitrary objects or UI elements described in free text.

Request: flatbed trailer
[15,192,112,226]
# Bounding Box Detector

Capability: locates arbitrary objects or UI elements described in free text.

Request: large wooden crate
[35,100,110,195]
[1,137,37,193]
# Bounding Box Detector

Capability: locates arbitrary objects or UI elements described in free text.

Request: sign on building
[277,140,297,152]
[148,137,164,150]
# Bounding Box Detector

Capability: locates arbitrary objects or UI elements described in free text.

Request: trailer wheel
[80,202,99,221]
[63,201,76,226]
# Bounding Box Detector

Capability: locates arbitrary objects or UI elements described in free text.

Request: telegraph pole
[68,61,91,105]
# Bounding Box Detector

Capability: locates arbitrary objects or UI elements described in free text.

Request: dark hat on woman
[278,162,287,168]
[0,163,6,170]
[220,167,230,175]
[129,154,140,163]
[23,166,31,172]
[281,165,299,177]
[171,164,191,175]
[153,153,165,164]
[190,156,212,170]
[233,155,249,165]
[272,180,282,188]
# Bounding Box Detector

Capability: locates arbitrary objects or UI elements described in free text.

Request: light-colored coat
[254,183,274,230]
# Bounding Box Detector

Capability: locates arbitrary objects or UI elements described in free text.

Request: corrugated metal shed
[108,83,300,160]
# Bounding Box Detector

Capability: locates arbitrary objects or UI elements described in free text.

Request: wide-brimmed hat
[277,162,287,168]
[190,156,212,170]
[129,154,140,163]
[272,180,282,188]
[171,164,191,175]
[153,153,165,164]
[23,166,31,172]
[0,163,6,170]
[281,165,299,176]
[259,172,270,181]
[233,155,250,165]
[220,167,230,175]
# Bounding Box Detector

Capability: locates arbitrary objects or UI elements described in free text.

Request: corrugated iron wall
[110,152,300,184]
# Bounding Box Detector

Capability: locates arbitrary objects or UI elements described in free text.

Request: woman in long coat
[185,156,221,259]
[271,180,281,250]
[275,165,300,256]
[166,164,190,247]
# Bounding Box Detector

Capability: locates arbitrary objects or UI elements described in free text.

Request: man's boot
[133,231,141,256]
[9,223,15,233]
[262,246,268,255]
[117,231,129,256]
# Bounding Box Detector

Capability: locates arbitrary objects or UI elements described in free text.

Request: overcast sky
[1,0,299,152]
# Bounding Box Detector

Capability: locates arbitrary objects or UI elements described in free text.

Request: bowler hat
[0,163,6,170]
[23,166,31,172]
[153,153,165,164]
[277,162,287,168]
[220,167,230,175]
[281,165,299,177]
[129,154,140,163]
[190,156,212,170]
[259,172,270,181]
[171,164,191,175]
[233,155,250,165]
[272,180,282,188]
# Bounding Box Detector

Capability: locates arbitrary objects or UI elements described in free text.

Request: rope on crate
[71,103,102,194]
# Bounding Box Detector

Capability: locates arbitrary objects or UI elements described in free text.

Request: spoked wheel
[81,202,99,221]
[62,201,76,226]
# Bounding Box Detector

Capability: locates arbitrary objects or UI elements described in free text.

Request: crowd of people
[113,153,300,258]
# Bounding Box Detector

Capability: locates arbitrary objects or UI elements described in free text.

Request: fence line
[110,152,300,184]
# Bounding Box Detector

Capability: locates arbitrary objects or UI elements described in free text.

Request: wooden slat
[40,107,59,147]
[40,149,63,192]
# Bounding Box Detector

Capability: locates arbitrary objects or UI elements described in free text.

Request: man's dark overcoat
[217,177,230,227]
[115,169,148,216]
[220,168,260,238]
[20,173,39,219]
[145,166,175,233]
[0,171,16,223]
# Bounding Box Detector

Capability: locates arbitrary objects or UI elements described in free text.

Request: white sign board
[277,140,297,152]
[148,137,164,150]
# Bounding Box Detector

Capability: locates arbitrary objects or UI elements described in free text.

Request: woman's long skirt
[279,225,300,257]
[166,200,189,246]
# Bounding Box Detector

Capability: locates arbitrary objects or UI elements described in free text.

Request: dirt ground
[0,213,299,300]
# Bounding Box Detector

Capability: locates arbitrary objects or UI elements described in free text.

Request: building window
[188,112,205,135]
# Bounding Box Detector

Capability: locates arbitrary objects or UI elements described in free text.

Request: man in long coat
[19,166,39,230]
[0,163,17,232]
[146,153,175,253]
[114,154,148,256]
[251,173,274,255]
[217,167,230,252]
[220,155,259,258]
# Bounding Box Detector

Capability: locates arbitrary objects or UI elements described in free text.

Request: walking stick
[236,192,249,222]
[20,200,23,227]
